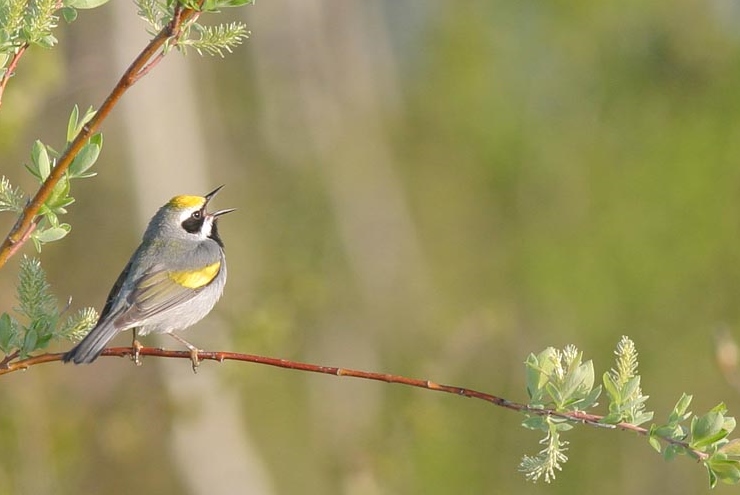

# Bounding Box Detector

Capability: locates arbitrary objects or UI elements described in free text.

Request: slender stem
[0,345,710,461]
[2,220,37,262]
[0,350,20,369]
[0,6,201,269]
[0,43,29,109]
[0,0,65,108]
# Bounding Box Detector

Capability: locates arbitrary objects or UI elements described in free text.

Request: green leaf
[178,0,202,9]
[32,140,51,180]
[601,412,623,425]
[664,444,682,461]
[719,439,740,457]
[66,105,98,143]
[68,134,102,177]
[33,225,71,243]
[710,403,729,415]
[66,104,79,144]
[545,382,563,408]
[66,0,111,8]
[50,197,75,215]
[0,313,18,354]
[521,416,547,431]
[633,411,654,426]
[25,164,41,181]
[691,412,725,447]
[622,375,641,399]
[723,416,736,434]
[603,371,620,401]
[693,430,731,450]
[45,175,71,212]
[707,465,718,489]
[552,421,573,432]
[562,359,594,400]
[200,0,254,8]
[708,458,740,485]
[648,435,662,453]
[653,423,687,442]
[669,394,693,424]
[525,351,548,402]
[79,106,97,132]
[60,6,78,22]
[37,34,58,48]
[578,385,601,410]
[35,332,54,350]
[21,327,37,356]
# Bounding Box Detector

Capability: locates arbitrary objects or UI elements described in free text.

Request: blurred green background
[2,0,740,493]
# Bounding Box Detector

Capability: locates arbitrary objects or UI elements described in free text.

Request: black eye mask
[181,209,205,234]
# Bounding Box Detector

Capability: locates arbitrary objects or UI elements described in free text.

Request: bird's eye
[192,210,202,219]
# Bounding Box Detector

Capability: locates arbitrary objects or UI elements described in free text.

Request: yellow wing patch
[168,261,221,289]
[168,195,206,209]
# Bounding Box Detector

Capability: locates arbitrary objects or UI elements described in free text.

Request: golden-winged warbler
[63,185,234,369]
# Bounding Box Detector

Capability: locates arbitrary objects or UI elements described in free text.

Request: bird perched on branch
[63,185,234,371]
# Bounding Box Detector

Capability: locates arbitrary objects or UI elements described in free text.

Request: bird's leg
[169,333,202,373]
[131,328,143,366]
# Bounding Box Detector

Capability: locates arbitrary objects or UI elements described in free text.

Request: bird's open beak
[204,185,225,204]
[204,185,235,218]
[211,207,236,218]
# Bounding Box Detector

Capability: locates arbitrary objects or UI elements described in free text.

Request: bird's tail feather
[62,319,122,364]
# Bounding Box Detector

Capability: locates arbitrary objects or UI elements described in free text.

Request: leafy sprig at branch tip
[520,337,740,487]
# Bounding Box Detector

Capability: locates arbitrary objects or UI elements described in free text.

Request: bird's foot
[131,339,143,366]
[168,332,202,374]
[189,348,201,374]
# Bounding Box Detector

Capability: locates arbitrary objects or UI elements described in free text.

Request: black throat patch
[209,220,224,248]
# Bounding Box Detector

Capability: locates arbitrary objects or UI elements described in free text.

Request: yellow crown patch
[168,195,206,209]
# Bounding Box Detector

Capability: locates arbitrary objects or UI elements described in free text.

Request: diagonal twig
[0,43,29,109]
[0,2,201,269]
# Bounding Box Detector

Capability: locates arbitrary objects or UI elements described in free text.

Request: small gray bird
[63,186,234,369]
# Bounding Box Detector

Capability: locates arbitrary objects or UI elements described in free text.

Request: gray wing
[113,262,221,328]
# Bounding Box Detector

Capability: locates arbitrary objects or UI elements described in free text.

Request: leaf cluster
[0,256,97,360]
[601,336,653,425]
[525,344,601,412]
[136,0,250,56]
[520,345,601,483]
[649,395,740,487]
[0,0,110,80]
[1,0,61,59]
[519,336,740,488]
[2,105,102,250]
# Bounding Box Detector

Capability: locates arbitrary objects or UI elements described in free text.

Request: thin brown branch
[0,43,29,109]
[2,219,37,262]
[0,0,64,107]
[0,5,202,270]
[0,349,20,369]
[0,345,710,461]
